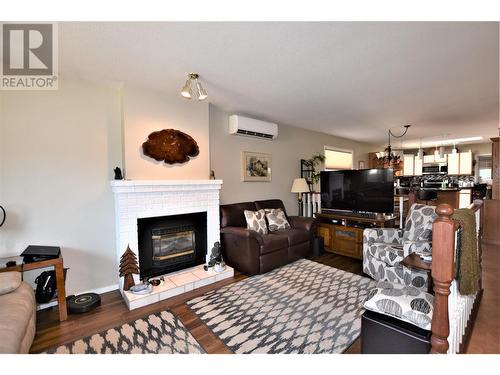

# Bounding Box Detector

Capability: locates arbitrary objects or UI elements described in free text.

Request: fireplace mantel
[111,179,229,309]
[111,179,223,193]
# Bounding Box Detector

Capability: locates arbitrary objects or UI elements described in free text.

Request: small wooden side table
[0,255,67,322]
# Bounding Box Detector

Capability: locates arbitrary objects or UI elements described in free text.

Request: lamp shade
[291,178,310,193]
[181,79,192,98]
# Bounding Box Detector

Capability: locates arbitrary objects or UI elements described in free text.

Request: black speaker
[312,236,324,256]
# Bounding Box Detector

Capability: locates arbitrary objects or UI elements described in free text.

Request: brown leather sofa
[220,199,316,275]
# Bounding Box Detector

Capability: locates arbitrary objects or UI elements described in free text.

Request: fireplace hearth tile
[159,285,185,300]
[194,276,216,289]
[169,272,200,287]
[192,267,213,280]
[155,278,177,292]
[120,264,234,310]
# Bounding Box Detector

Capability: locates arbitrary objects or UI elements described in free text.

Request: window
[324,147,353,170]
[477,155,492,182]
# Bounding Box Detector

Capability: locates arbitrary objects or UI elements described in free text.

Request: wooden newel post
[430,204,456,354]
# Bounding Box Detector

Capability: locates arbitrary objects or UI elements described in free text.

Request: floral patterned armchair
[362,203,437,290]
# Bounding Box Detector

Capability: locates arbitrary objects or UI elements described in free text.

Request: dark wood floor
[32,245,499,354]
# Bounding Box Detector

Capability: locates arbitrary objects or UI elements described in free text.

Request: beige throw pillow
[264,208,291,232]
[244,209,268,235]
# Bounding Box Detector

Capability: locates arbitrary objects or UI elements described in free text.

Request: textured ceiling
[59,22,499,146]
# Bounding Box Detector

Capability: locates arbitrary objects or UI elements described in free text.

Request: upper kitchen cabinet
[414,156,423,176]
[423,153,447,164]
[459,151,473,175]
[448,152,460,175]
[403,155,415,176]
[423,155,435,164]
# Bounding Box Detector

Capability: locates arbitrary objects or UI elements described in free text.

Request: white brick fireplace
[111,179,232,309]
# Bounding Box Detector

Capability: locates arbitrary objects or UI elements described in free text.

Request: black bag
[35,270,57,303]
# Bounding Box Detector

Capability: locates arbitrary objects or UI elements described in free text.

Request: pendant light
[417,138,423,160]
[439,145,445,159]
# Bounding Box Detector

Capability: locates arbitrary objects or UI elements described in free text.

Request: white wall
[209,104,374,215]
[122,85,210,180]
[0,79,122,294]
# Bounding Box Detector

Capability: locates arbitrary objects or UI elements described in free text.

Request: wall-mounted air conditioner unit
[229,115,278,140]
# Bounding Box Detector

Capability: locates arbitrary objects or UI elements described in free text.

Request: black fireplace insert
[137,212,207,280]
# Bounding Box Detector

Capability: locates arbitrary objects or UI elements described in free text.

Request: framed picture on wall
[241,151,272,182]
[358,161,365,169]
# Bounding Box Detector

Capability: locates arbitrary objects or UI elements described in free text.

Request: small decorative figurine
[119,245,139,291]
[114,167,123,180]
[210,170,216,180]
[204,242,225,272]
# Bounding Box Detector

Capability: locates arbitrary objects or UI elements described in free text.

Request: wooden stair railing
[430,201,483,354]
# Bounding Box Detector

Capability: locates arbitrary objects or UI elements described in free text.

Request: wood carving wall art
[142,129,199,164]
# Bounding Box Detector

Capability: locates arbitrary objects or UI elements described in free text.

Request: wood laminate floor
[32,245,499,354]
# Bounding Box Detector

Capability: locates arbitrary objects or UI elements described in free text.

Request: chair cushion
[364,281,434,330]
[259,234,289,254]
[403,204,437,243]
[271,228,309,246]
[264,208,291,231]
[367,243,405,267]
[220,202,257,228]
[244,209,268,235]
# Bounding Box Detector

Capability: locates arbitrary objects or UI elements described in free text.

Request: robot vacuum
[67,293,101,314]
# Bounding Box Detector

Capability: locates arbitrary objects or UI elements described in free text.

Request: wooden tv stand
[315,211,396,259]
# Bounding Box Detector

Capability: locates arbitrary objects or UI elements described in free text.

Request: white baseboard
[76,284,119,296]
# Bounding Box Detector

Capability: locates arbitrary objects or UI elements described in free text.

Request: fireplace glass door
[152,225,196,267]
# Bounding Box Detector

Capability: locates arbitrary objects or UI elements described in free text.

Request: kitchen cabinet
[459,190,472,208]
[423,155,435,164]
[459,151,473,175]
[403,155,415,176]
[448,152,460,175]
[423,153,447,164]
[414,156,423,176]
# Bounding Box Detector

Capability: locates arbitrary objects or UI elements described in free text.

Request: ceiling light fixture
[181,73,208,101]
[377,124,411,166]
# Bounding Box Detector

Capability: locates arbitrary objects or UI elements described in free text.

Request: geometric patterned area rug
[187,259,376,353]
[43,311,204,354]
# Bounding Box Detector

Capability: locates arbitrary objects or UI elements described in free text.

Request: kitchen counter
[412,188,472,209]
[418,187,473,191]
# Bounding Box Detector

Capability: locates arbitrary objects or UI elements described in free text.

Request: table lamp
[291,178,310,216]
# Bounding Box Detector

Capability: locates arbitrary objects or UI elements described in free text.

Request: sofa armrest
[220,226,264,246]
[288,216,316,232]
[0,272,22,296]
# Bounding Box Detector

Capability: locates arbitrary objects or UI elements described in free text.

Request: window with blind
[324,147,353,170]
[477,155,492,181]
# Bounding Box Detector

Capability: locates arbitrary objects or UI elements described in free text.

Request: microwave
[422,164,448,175]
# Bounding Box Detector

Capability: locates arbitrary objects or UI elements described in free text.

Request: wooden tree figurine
[119,245,139,291]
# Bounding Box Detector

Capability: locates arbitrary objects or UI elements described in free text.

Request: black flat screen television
[320,169,394,213]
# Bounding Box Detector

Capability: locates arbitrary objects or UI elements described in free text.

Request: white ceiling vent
[229,115,278,140]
